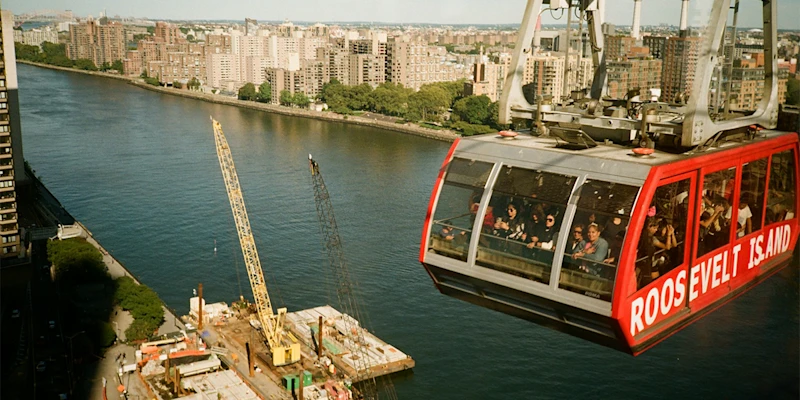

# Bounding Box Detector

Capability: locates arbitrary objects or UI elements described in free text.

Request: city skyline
[7,0,800,29]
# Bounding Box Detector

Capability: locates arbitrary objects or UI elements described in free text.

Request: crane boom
[308,156,397,400]
[212,117,300,366]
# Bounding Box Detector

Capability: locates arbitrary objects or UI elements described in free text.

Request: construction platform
[197,300,413,398]
[285,305,415,382]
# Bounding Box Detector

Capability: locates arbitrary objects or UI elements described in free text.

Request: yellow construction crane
[211,117,300,366]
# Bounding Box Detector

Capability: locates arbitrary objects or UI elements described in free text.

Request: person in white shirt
[736,201,753,238]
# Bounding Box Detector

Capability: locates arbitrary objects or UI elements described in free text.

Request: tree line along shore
[16,41,513,140]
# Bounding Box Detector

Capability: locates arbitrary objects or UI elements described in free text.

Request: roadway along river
[18,64,798,399]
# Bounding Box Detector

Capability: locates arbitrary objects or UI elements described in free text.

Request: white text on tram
[629,223,793,337]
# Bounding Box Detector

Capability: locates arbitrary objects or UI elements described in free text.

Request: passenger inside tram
[572,223,609,276]
[526,209,559,250]
[766,150,797,223]
[603,230,626,265]
[699,197,731,256]
[494,202,525,238]
[637,217,662,286]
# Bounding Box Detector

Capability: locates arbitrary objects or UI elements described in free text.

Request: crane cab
[421,131,799,355]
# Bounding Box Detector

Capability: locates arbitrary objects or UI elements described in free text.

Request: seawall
[18,60,460,143]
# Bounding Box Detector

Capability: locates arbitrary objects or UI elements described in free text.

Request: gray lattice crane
[308,155,398,400]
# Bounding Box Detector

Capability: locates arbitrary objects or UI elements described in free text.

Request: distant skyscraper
[602,23,616,37]
[661,36,701,102]
[0,10,24,259]
[245,18,258,36]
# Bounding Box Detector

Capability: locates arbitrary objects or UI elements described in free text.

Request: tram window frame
[559,178,640,301]
[635,176,693,291]
[695,165,738,258]
[474,166,577,285]
[735,157,769,238]
[765,149,797,225]
[427,157,494,262]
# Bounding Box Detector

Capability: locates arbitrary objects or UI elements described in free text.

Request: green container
[302,370,313,386]
[282,374,299,390]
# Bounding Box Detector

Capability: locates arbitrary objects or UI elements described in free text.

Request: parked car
[49,320,56,329]
[11,309,20,319]
[36,361,46,372]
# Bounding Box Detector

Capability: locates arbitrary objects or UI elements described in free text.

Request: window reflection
[766,150,796,224]
[560,180,639,301]
[428,158,494,261]
[738,158,768,236]
[476,166,576,284]
[697,167,736,257]
[636,178,690,291]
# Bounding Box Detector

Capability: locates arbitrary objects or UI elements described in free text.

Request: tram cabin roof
[456,130,795,183]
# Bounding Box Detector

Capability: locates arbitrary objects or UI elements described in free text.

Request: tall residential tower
[0,10,24,259]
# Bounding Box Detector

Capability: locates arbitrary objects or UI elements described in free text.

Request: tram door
[629,172,696,337]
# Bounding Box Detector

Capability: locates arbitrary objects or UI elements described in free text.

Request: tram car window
[636,178,692,291]
[738,158,768,236]
[475,166,576,285]
[428,158,494,262]
[697,167,737,257]
[766,150,797,224]
[559,179,639,301]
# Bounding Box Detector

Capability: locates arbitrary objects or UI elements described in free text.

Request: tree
[452,95,492,125]
[367,82,412,116]
[279,90,294,106]
[407,85,450,122]
[74,58,98,71]
[787,77,800,106]
[257,82,272,103]
[450,121,497,136]
[114,276,165,341]
[238,83,257,101]
[321,80,348,111]
[14,42,41,61]
[144,76,160,86]
[173,80,183,89]
[47,238,109,283]
[420,80,466,108]
[111,59,124,74]
[345,83,373,110]
[293,91,310,108]
[187,77,201,90]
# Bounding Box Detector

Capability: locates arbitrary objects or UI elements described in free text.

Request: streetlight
[66,331,86,397]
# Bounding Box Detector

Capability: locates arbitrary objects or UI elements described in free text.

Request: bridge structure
[13,10,74,26]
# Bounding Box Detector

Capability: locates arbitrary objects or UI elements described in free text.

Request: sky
[5,0,800,29]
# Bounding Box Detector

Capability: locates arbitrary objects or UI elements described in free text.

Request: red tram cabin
[420,131,799,355]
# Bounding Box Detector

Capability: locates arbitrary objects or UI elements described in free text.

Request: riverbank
[18,60,461,143]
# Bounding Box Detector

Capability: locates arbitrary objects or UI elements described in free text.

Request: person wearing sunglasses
[526,211,559,250]
[563,224,586,270]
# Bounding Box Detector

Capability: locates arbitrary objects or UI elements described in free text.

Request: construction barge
[190,297,414,398]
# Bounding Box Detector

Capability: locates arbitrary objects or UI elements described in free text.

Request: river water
[18,64,799,399]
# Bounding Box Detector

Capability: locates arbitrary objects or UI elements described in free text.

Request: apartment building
[606,58,663,99]
[13,27,58,48]
[642,36,667,60]
[386,38,470,91]
[521,52,593,100]
[0,10,23,259]
[727,55,789,111]
[66,18,126,67]
[605,35,650,62]
[661,36,701,102]
[348,54,386,87]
